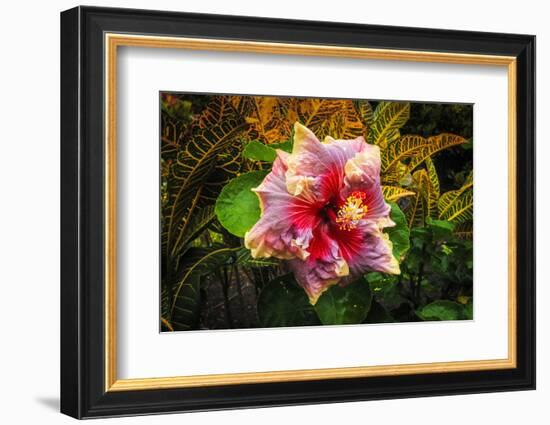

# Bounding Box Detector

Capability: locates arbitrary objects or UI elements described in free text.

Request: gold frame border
[104,33,517,392]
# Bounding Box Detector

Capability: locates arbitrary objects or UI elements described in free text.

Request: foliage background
[160,93,473,331]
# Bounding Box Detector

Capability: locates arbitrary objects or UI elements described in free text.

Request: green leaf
[171,273,201,331]
[170,246,239,330]
[270,140,293,153]
[172,206,216,256]
[464,301,473,320]
[385,202,410,262]
[235,247,278,268]
[426,217,455,240]
[364,300,395,323]
[367,273,407,310]
[314,277,372,325]
[215,171,268,237]
[416,300,465,321]
[242,140,277,162]
[257,275,320,327]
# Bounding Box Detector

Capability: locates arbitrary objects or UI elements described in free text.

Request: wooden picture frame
[60,5,535,419]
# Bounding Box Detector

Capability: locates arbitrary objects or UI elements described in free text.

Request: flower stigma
[336,191,368,231]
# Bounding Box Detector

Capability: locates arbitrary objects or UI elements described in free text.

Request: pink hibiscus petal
[348,229,400,276]
[289,225,350,304]
[245,152,316,260]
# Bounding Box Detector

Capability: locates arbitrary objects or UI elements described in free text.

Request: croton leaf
[171,205,216,258]
[299,98,366,140]
[170,273,201,331]
[233,96,367,143]
[164,97,246,259]
[170,246,239,329]
[314,277,372,325]
[439,188,473,224]
[354,99,375,127]
[370,101,410,148]
[406,169,430,229]
[454,222,473,240]
[382,185,416,202]
[404,133,468,175]
[215,170,268,237]
[381,134,430,173]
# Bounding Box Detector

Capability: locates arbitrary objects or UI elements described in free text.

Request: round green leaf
[257,275,320,327]
[385,202,410,262]
[416,300,465,321]
[215,171,268,237]
[314,277,372,325]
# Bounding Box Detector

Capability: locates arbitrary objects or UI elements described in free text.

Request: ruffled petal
[289,224,350,304]
[290,257,349,305]
[292,123,365,172]
[341,145,393,227]
[329,219,399,276]
[245,151,316,260]
[283,123,371,213]
[344,143,381,187]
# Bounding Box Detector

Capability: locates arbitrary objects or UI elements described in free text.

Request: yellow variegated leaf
[167,98,246,258]
[454,222,473,240]
[370,101,410,148]
[198,96,237,128]
[438,172,473,219]
[439,188,473,223]
[381,135,430,173]
[405,169,430,228]
[405,133,468,174]
[160,317,174,332]
[382,185,416,202]
[404,162,441,227]
[233,97,367,143]
[232,96,293,143]
[300,98,365,140]
[424,157,440,198]
[382,161,412,186]
[423,157,440,218]
[354,100,374,127]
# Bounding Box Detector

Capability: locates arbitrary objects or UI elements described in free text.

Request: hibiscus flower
[245,122,400,304]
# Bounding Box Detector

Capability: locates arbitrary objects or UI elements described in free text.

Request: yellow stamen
[336,192,368,231]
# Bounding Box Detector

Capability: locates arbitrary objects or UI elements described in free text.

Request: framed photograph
[60,6,535,419]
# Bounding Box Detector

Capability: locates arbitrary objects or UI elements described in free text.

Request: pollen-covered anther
[336,191,368,230]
